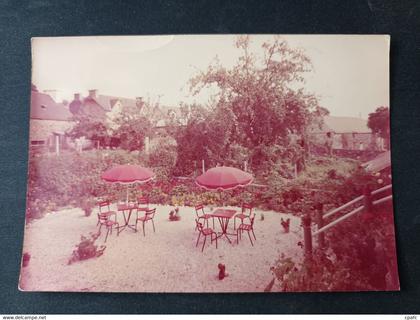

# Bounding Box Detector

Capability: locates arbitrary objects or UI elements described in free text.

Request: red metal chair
[137,196,149,212]
[234,203,253,230]
[96,200,116,226]
[236,215,256,246]
[195,204,214,229]
[195,219,218,252]
[97,212,119,242]
[135,208,156,236]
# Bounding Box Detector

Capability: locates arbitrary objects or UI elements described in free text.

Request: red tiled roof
[30,90,73,121]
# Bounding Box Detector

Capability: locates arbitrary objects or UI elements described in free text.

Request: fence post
[315,203,325,248]
[55,135,60,156]
[302,214,312,258]
[363,185,373,214]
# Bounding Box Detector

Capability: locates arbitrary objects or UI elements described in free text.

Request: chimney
[44,89,57,101]
[88,89,98,99]
[74,93,80,100]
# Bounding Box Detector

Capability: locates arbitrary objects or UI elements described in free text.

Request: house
[309,115,383,151]
[67,89,184,153]
[29,88,74,152]
[69,89,185,125]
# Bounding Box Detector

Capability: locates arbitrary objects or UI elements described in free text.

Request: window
[31,140,45,145]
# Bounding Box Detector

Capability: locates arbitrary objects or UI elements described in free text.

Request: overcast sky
[32,34,389,118]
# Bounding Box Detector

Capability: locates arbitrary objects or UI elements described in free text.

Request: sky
[32,35,389,118]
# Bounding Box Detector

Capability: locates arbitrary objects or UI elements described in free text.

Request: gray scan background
[0,0,419,314]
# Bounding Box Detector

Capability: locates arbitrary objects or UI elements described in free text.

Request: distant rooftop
[312,115,371,134]
[30,90,73,121]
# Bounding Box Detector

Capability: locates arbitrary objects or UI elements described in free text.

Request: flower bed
[26,149,388,221]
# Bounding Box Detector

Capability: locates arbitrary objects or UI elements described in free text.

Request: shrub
[68,233,106,265]
[22,252,31,267]
[169,207,181,221]
[270,252,374,292]
[270,197,398,291]
[26,149,150,220]
[148,187,169,205]
[148,139,177,170]
[80,197,96,217]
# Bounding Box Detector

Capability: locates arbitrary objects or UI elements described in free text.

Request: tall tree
[188,35,322,172]
[367,106,390,149]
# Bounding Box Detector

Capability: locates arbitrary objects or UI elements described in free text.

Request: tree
[187,35,322,174]
[172,104,212,175]
[68,113,108,148]
[105,98,155,151]
[367,106,390,149]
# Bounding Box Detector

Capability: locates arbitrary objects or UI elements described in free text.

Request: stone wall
[29,119,74,142]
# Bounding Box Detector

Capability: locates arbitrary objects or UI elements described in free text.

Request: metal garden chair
[234,203,253,230]
[135,208,156,237]
[195,204,214,229]
[195,219,218,252]
[236,214,256,246]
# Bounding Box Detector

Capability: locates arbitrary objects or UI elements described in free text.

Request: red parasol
[195,166,253,191]
[102,164,154,203]
[102,164,154,184]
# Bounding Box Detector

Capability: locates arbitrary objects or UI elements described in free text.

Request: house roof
[67,92,184,127]
[362,151,391,172]
[80,97,107,120]
[30,90,73,121]
[68,94,137,118]
[312,116,371,134]
[94,95,137,111]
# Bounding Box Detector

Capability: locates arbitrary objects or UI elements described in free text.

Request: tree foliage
[367,106,390,150]
[367,106,390,139]
[190,36,320,143]
[105,98,156,151]
[175,36,323,176]
[68,113,108,145]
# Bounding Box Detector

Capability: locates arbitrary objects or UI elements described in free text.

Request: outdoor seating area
[20,203,302,292]
[94,164,263,252]
[20,35,398,293]
[97,194,258,250]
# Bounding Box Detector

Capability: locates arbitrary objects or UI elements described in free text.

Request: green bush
[68,233,106,265]
[270,201,398,292]
[148,139,177,170]
[26,149,148,220]
[26,148,378,223]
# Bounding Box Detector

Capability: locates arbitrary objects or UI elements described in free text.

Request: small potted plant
[80,197,95,217]
[22,252,31,267]
[169,207,181,221]
[281,217,290,233]
[68,233,106,265]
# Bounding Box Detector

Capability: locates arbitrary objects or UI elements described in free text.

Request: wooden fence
[302,184,393,256]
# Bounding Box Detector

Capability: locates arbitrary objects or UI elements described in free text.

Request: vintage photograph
[20,35,398,292]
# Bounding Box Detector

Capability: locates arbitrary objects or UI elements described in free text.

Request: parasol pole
[126,185,129,204]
